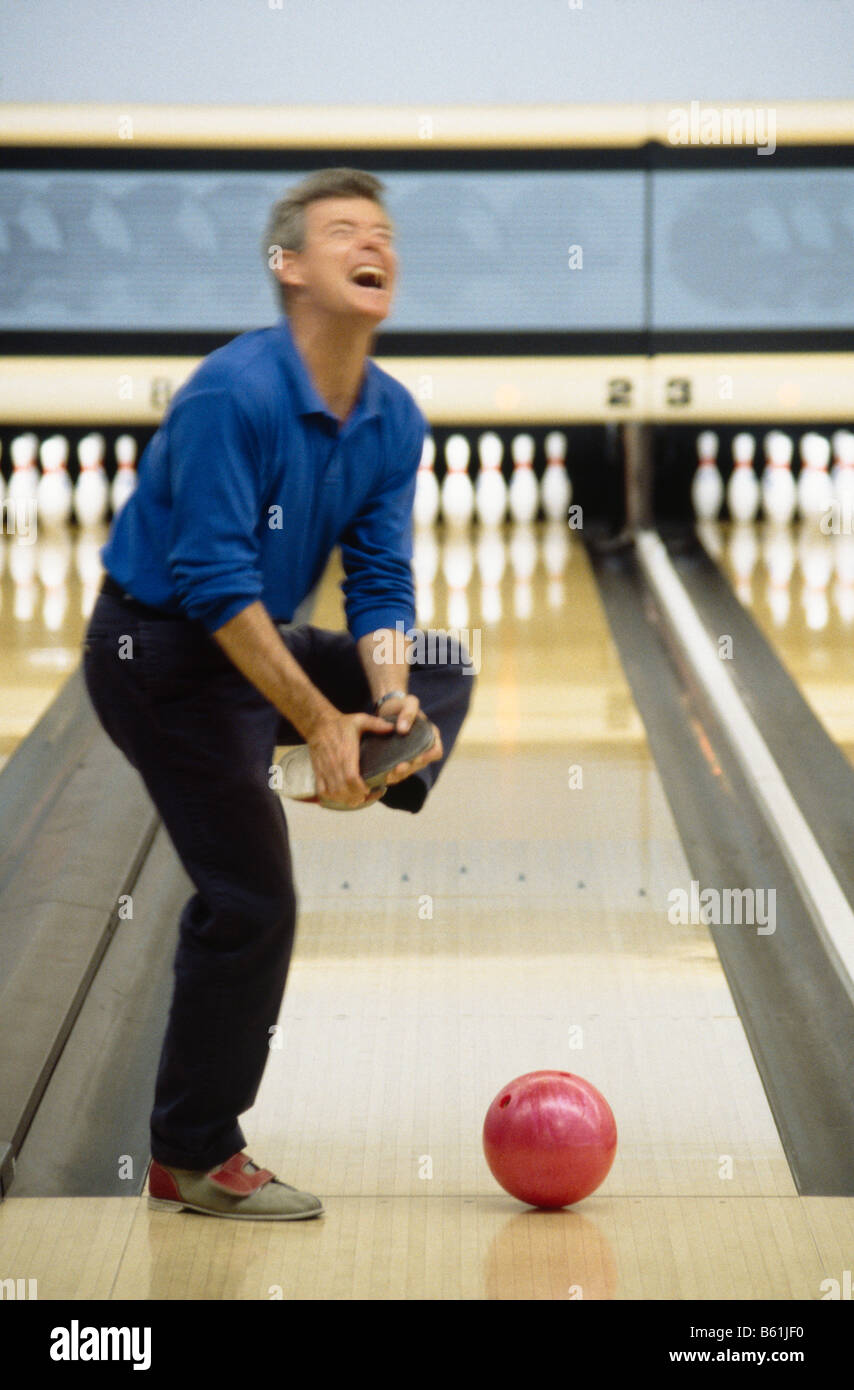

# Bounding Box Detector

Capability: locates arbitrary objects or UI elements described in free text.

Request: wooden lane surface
[1,523,849,1299]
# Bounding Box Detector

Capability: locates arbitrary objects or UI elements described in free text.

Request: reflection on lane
[712,519,854,763]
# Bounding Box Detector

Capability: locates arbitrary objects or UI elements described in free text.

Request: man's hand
[371,694,443,787]
[305,709,396,808]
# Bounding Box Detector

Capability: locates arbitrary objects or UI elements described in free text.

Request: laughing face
[278,196,397,325]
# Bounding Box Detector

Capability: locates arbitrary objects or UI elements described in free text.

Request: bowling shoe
[276,716,435,810]
[147,1151,324,1220]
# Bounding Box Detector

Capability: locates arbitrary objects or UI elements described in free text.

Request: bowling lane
[2,518,835,1302]
[710,519,854,766]
[0,527,106,770]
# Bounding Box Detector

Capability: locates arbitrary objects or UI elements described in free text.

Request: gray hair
[263,168,388,312]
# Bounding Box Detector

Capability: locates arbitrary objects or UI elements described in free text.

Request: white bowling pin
[831,430,849,486]
[831,429,854,526]
[507,434,539,524]
[37,434,74,528]
[8,434,40,522]
[111,434,139,516]
[691,431,723,520]
[797,433,833,524]
[474,431,508,527]
[413,434,439,528]
[541,431,572,521]
[74,433,110,526]
[440,434,475,528]
[726,433,760,523]
[761,432,797,525]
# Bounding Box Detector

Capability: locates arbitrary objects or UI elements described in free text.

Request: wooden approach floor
[1,521,852,1299]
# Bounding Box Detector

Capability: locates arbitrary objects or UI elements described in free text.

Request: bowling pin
[37,434,74,528]
[508,434,539,524]
[831,429,854,526]
[111,434,139,516]
[726,433,760,523]
[797,432,833,524]
[831,430,849,487]
[541,431,572,521]
[413,433,439,528]
[474,431,508,527]
[74,433,110,526]
[691,431,723,521]
[8,433,40,524]
[761,431,797,525]
[440,434,475,528]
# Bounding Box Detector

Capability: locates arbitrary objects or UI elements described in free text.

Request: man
[83,168,472,1220]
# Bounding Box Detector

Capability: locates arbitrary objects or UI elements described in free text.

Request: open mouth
[349,265,387,291]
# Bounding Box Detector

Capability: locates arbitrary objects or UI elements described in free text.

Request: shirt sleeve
[165,387,270,633]
[338,402,426,643]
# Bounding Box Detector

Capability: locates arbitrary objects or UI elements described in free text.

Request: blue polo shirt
[101,316,426,639]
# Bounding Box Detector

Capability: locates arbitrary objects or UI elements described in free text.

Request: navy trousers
[82,586,473,1170]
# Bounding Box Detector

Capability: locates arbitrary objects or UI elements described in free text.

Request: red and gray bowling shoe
[148,1151,324,1220]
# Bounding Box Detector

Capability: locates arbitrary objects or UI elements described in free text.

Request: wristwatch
[374,690,407,715]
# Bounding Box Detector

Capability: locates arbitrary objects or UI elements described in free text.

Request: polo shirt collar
[276,314,383,425]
